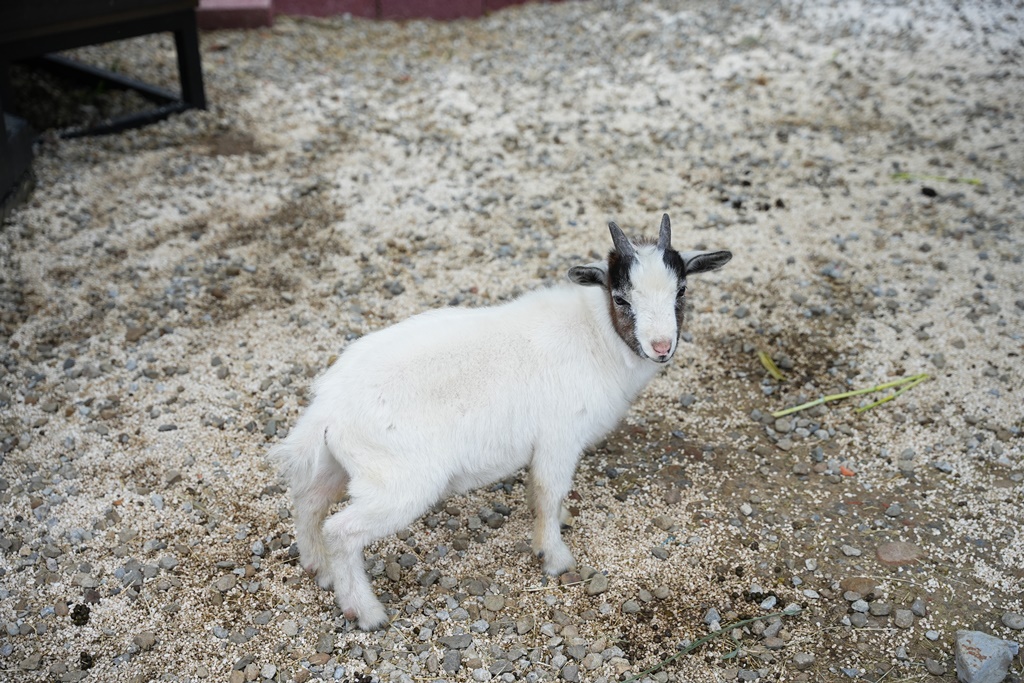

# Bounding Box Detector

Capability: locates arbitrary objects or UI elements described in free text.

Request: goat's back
[304,284,656,493]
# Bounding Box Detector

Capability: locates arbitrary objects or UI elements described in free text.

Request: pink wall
[200,0,561,30]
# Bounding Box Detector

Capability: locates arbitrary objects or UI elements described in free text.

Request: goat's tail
[268,411,329,485]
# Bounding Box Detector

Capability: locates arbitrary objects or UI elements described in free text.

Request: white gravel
[1,1,1022,682]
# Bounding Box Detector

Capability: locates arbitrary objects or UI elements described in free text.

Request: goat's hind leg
[291,457,349,590]
[323,479,438,631]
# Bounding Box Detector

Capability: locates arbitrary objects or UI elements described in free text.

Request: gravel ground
[2,1,1023,682]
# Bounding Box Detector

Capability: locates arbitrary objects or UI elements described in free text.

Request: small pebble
[1001,612,1024,630]
[792,652,815,671]
[893,609,915,629]
[586,573,609,595]
[134,631,157,651]
[876,541,922,566]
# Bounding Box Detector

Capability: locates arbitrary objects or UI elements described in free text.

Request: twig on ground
[622,607,801,683]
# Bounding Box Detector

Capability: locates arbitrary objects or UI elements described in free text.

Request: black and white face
[568,214,732,363]
[607,244,685,363]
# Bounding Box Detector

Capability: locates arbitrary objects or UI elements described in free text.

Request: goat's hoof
[540,545,576,576]
[347,604,388,631]
[338,597,389,631]
[358,611,389,632]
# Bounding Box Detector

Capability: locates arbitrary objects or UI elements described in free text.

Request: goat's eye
[613,295,631,308]
[676,287,687,298]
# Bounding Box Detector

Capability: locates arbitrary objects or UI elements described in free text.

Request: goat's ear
[680,250,732,274]
[567,262,608,287]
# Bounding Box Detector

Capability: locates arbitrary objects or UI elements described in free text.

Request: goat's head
[568,214,732,363]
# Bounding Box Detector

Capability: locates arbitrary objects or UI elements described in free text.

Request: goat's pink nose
[652,340,672,357]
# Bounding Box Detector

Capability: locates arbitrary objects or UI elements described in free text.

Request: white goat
[273,214,731,630]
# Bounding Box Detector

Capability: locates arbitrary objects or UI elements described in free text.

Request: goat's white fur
[273,219,729,630]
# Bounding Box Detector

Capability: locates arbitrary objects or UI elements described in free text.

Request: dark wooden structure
[0,0,206,207]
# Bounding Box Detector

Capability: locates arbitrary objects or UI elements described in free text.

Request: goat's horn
[608,221,635,257]
[657,214,671,250]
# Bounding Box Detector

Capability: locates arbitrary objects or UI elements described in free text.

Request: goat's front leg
[528,450,579,576]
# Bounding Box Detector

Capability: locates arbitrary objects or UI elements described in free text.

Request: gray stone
[442,649,461,674]
[439,634,473,650]
[315,633,334,654]
[482,595,505,612]
[488,660,511,677]
[893,609,914,629]
[561,663,580,682]
[18,652,42,670]
[925,658,945,676]
[622,599,641,614]
[652,515,674,531]
[849,613,868,628]
[585,572,608,595]
[955,630,1019,683]
[840,545,862,557]
[763,620,783,639]
[515,615,534,635]
[850,599,869,613]
[213,574,237,592]
[1001,612,1024,630]
[869,602,891,617]
[792,652,815,671]
[134,631,157,651]
[876,541,922,566]
[704,607,720,625]
[911,597,927,617]
[418,569,441,587]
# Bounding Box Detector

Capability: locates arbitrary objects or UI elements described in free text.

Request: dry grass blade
[771,374,929,418]
[891,171,981,185]
[758,350,786,381]
[854,374,929,413]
